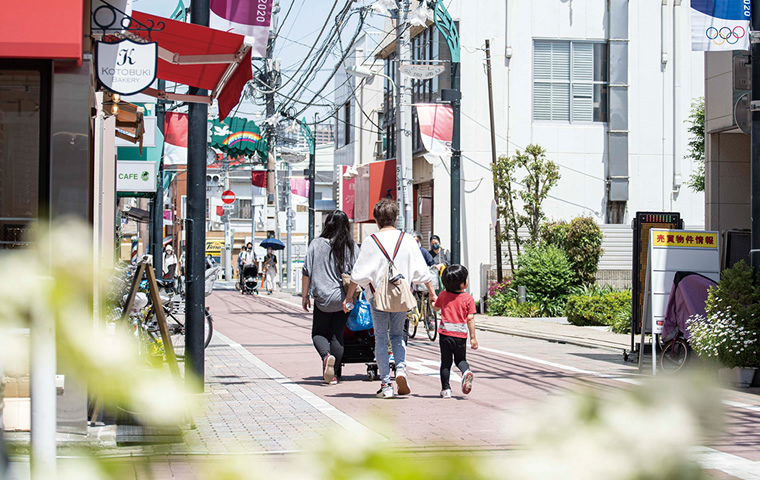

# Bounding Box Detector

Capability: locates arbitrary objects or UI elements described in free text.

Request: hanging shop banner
[691,0,750,51]
[209,0,273,58]
[415,104,453,157]
[96,39,157,95]
[117,160,157,193]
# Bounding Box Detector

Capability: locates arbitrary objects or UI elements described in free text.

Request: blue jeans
[371,305,407,385]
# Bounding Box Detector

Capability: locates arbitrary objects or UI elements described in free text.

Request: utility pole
[286,161,293,288]
[185,0,209,391]
[432,0,462,264]
[485,40,503,283]
[752,1,760,273]
[302,119,316,244]
[396,0,413,232]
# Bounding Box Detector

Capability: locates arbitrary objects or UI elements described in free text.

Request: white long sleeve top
[350,229,434,300]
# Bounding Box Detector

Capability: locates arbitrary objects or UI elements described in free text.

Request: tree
[686,97,705,193]
[492,153,521,271]
[492,144,560,271]
[516,145,560,245]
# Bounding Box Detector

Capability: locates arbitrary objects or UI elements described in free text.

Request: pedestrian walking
[238,242,255,288]
[414,232,435,267]
[302,210,359,385]
[343,199,437,399]
[428,234,451,269]
[162,245,178,280]
[263,248,278,294]
[433,264,478,398]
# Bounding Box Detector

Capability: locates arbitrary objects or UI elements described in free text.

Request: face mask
[432,244,440,251]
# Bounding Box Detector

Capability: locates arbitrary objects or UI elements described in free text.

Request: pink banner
[415,104,453,157]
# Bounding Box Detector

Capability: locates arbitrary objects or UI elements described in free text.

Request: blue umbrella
[260,238,285,251]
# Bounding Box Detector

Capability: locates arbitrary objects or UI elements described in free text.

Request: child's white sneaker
[440,389,452,398]
[462,371,474,395]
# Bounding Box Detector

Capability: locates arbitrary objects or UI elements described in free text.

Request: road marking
[478,346,642,385]
[723,400,760,414]
[691,447,760,480]
[214,331,386,443]
[406,358,461,383]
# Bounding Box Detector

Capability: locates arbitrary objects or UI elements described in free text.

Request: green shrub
[695,261,760,367]
[540,217,604,286]
[565,216,604,285]
[486,292,541,318]
[565,290,632,331]
[513,244,574,316]
[541,221,570,250]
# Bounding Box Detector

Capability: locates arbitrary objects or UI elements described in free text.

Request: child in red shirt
[433,264,478,398]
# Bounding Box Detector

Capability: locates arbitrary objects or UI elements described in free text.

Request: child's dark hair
[442,264,468,292]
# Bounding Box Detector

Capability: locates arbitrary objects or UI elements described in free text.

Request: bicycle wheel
[424,298,438,341]
[166,313,186,359]
[204,307,214,348]
[660,338,689,374]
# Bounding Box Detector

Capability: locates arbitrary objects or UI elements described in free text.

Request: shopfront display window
[0,68,41,249]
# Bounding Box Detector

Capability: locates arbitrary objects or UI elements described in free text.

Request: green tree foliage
[513,244,573,316]
[492,144,560,270]
[517,145,561,245]
[542,217,604,285]
[686,97,705,193]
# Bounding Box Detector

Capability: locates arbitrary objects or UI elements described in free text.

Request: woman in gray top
[302,210,359,384]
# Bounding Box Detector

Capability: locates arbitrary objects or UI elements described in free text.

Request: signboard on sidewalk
[642,228,721,373]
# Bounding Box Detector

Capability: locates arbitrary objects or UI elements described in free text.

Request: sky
[132,0,386,125]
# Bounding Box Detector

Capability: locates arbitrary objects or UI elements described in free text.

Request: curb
[476,323,629,352]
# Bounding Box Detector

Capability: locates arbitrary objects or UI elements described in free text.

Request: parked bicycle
[407,289,438,341]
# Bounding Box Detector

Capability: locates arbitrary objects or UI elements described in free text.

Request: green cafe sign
[117,160,157,193]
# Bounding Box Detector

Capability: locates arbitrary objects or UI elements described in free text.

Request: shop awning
[0,0,83,61]
[130,10,252,120]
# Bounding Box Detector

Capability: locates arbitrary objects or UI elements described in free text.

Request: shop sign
[96,39,157,95]
[399,63,445,80]
[117,160,157,193]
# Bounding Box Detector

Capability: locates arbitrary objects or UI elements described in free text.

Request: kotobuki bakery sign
[96,38,157,95]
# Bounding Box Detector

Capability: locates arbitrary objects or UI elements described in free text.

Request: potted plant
[687,261,760,387]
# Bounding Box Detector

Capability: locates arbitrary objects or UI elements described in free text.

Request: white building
[336,0,705,297]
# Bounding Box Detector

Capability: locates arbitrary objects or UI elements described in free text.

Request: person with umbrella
[260,237,283,294]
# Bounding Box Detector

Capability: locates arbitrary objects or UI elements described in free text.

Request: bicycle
[660,335,690,373]
[407,289,438,341]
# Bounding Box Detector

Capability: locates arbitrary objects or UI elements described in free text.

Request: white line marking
[214,331,386,443]
[723,400,760,414]
[478,346,642,385]
[691,447,760,480]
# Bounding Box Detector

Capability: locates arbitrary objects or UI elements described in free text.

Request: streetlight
[346,64,410,231]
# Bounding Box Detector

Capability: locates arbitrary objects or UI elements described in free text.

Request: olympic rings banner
[692,0,750,51]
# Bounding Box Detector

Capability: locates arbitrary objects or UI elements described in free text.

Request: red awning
[131,11,252,120]
[0,0,83,61]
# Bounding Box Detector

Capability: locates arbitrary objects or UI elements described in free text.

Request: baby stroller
[342,319,406,381]
[660,271,717,373]
[240,263,259,295]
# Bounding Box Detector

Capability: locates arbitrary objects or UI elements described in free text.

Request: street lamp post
[429,0,462,264]
[301,119,316,245]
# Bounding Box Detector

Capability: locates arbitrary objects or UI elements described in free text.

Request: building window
[234,199,252,220]
[533,41,608,123]
[343,101,351,145]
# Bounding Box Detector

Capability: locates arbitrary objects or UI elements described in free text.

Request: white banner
[691,0,751,51]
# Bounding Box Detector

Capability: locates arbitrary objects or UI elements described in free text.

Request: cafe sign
[96,38,157,95]
[117,160,157,193]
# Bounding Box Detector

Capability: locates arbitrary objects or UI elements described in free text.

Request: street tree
[686,97,705,193]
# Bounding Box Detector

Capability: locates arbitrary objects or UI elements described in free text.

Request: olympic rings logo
[705,26,746,45]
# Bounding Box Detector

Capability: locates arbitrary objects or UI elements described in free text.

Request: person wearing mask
[302,210,359,384]
[263,247,278,294]
[343,199,437,399]
[429,235,451,270]
[414,232,435,267]
[162,245,178,279]
[238,242,255,288]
